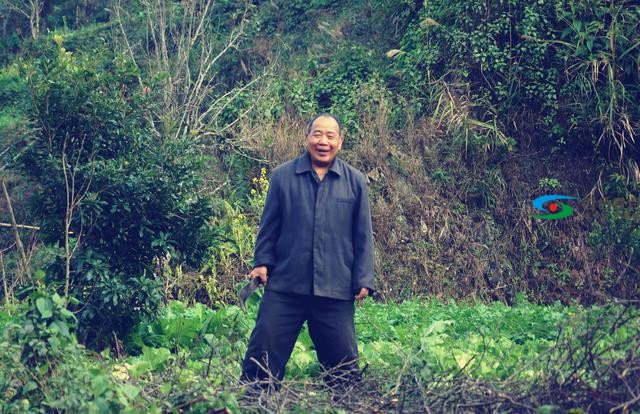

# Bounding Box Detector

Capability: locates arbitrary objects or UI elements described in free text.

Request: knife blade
[238,276,262,311]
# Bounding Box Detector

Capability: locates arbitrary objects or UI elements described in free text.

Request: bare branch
[0,0,43,38]
[1,179,31,282]
[61,134,94,305]
[112,0,255,143]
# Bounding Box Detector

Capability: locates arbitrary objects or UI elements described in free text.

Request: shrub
[392,0,640,159]
[0,289,144,413]
[13,42,212,347]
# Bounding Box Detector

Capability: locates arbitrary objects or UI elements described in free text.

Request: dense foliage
[393,0,640,158]
[11,44,211,346]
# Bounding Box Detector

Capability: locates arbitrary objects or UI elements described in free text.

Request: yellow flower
[53,34,64,47]
[422,17,440,28]
[111,363,131,381]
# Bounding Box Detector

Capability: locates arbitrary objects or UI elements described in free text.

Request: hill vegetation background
[0,0,639,412]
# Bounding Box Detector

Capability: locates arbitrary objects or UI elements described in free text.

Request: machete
[238,276,262,311]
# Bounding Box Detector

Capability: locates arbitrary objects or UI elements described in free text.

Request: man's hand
[354,287,369,301]
[248,265,268,284]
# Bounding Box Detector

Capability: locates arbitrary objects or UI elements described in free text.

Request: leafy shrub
[0,64,27,112]
[0,63,28,137]
[392,0,639,159]
[13,43,212,347]
[255,0,340,35]
[0,284,132,413]
[3,282,77,369]
[279,44,392,142]
[0,31,21,66]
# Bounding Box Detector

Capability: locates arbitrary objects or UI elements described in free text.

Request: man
[240,113,375,391]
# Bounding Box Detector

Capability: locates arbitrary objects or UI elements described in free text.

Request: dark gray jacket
[253,151,375,300]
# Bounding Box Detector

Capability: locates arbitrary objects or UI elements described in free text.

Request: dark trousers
[240,289,360,389]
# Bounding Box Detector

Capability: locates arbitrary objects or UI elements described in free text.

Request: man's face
[306,116,343,167]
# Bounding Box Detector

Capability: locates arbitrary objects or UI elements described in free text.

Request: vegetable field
[3,293,638,413]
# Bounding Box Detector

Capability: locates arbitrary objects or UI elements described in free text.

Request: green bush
[0,64,27,110]
[3,282,77,369]
[13,43,212,347]
[194,167,269,305]
[0,285,103,413]
[0,63,28,135]
[255,0,340,34]
[392,0,639,158]
[0,291,145,413]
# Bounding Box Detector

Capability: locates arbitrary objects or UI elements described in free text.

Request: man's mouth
[316,148,330,156]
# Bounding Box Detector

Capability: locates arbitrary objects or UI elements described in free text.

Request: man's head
[306,113,343,168]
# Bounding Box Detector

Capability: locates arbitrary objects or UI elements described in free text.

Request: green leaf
[36,297,53,319]
[127,359,152,378]
[91,375,111,396]
[51,320,70,337]
[35,269,46,282]
[572,20,582,31]
[22,381,38,393]
[423,319,453,336]
[59,308,75,319]
[89,397,111,414]
[140,346,171,371]
[160,382,172,395]
[119,383,140,400]
[52,293,64,306]
[36,364,49,375]
[453,349,474,369]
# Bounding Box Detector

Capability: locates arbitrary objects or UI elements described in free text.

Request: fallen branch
[0,222,41,231]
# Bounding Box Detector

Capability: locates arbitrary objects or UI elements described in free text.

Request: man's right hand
[248,266,268,285]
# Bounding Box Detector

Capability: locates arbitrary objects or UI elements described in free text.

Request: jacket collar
[295,151,343,177]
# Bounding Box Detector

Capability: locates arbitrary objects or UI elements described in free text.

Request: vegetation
[0,0,639,412]
[2,293,638,413]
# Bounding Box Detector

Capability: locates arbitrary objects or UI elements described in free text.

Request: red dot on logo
[549,203,558,212]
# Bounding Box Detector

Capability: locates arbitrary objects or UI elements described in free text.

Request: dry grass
[200,77,638,306]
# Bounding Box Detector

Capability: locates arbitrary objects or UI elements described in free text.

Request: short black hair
[306,113,343,137]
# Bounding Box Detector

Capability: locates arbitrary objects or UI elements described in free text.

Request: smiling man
[240,113,375,392]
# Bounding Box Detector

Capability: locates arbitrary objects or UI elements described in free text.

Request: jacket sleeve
[252,170,281,269]
[351,174,375,293]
